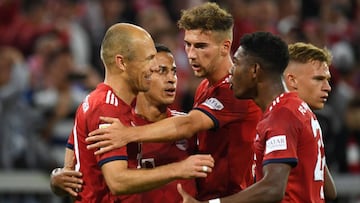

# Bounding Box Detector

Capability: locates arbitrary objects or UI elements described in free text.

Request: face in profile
[126,38,158,93]
[144,51,177,106]
[230,46,256,99]
[285,60,331,110]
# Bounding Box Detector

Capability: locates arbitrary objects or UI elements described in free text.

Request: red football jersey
[70,83,140,203]
[132,108,197,203]
[193,75,262,200]
[254,92,325,202]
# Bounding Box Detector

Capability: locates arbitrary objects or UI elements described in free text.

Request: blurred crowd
[0,0,360,202]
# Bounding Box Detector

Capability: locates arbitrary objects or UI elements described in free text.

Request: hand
[86,117,130,155]
[175,154,214,179]
[177,183,202,203]
[50,168,83,197]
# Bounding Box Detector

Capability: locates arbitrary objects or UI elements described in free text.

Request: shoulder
[169,109,187,117]
[265,93,312,123]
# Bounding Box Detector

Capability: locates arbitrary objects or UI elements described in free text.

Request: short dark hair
[155,43,172,54]
[240,32,289,74]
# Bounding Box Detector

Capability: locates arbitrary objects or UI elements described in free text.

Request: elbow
[260,180,286,202]
[265,187,285,202]
[107,181,128,195]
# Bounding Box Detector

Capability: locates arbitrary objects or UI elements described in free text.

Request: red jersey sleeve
[88,103,129,167]
[258,107,300,167]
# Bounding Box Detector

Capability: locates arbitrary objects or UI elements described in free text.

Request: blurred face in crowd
[284,60,331,110]
[143,51,177,106]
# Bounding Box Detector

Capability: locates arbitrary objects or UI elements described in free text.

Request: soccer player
[178,33,337,203]
[50,23,214,202]
[85,2,262,201]
[50,44,200,202]
[283,42,336,200]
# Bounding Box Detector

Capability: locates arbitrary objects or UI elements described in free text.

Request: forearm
[324,164,337,200]
[217,164,290,203]
[64,148,75,169]
[217,179,284,203]
[104,162,180,195]
[133,111,212,143]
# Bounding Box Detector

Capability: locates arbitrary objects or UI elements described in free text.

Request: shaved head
[100,23,153,68]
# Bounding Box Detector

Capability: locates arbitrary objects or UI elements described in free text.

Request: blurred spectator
[0,0,58,56]
[335,95,360,174]
[0,46,34,169]
[31,47,90,167]
[80,0,135,76]
[45,0,92,70]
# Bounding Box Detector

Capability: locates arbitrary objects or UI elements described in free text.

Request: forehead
[134,38,156,59]
[155,52,174,64]
[184,29,215,43]
[291,60,330,76]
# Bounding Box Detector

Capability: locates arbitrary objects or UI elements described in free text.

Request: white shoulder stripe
[170,110,187,116]
[105,90,118,106]
[73,121,80,172]
[106,90,111,104]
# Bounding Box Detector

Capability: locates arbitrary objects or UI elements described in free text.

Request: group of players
[50,2,336,203]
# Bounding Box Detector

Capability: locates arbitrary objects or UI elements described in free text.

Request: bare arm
[324,164,337,200]
[178,163,291,203]
[86,110,214,155]
[102,154,214,195]
[50,148,83,197]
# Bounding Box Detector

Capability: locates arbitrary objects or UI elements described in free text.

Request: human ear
[221,40,231,56]
[284,73,297,90]
[115,54,126,71]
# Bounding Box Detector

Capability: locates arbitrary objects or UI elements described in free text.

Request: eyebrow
[145,54,155,61]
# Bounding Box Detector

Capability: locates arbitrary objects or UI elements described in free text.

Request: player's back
[255,92,325,203]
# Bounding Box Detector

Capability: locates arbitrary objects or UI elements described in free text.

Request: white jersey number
[311,117,325,199]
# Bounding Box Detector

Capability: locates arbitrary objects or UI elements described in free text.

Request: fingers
[177,183,185,197]
[88,128,106,137]
[94,145,114,155]
[65,187,79,197]
[99,116,119,123]
[86,139,110,150]
[62,170,82,177]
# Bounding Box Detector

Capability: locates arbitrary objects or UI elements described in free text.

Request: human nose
[167,72,177,84]
[323,80,331,92]
[186,45,196,59]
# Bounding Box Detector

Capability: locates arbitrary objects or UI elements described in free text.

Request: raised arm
[86,109,214,155]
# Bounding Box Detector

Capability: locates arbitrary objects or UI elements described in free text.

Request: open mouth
[320,96,328,102]
[165,87,176,95]
[191,64,201,71]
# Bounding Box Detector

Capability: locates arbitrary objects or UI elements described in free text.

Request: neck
[255,77,285,112]
[135,94,168,122]
[207,55,232,85]
[104,74,137,105]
